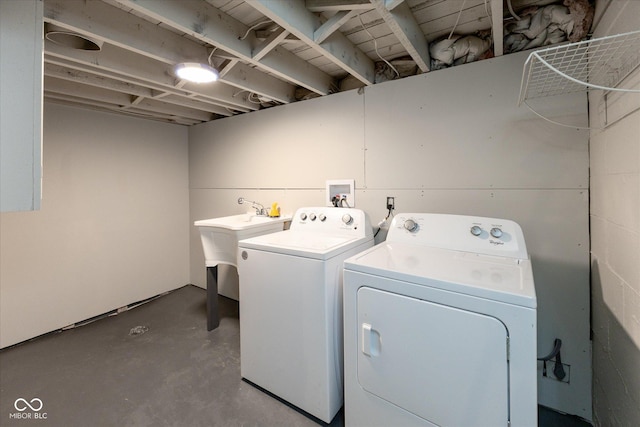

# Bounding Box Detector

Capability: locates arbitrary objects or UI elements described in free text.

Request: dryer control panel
[387,213,528,260]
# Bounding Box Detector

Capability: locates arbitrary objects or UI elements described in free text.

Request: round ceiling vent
[45,24,103,51]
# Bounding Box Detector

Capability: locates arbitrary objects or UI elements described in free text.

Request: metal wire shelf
[518,30,640,106]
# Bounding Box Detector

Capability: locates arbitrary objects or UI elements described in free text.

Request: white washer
[237,207,373,423]
[343,213,537,427]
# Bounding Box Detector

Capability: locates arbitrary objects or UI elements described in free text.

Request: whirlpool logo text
[9,397,47,420]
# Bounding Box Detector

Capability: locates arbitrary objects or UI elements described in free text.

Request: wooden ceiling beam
[117,0,335,95]
[253,28,291,62]
[305,0,374,12]
[44,76,215,122]
[250,0,375,86]
[43,0,296,104]
[44,40,257,112]
[45,54,253,114]
[490,0,504,56]
[370,0,430,72]
[44,96,202,126]
[314,10,359,44]
[44,63,235,116]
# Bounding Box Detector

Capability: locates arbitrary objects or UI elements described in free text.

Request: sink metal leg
[206,266,220,331]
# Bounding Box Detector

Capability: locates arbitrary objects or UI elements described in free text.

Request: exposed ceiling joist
[305,0,374,12]
[45,54,251,114]
[44,63,153,98]
[253,28,291,61]
[384,0,406,11]
[43,0,295,105]
[45,76,215,122]
[370,0,430,72]
[116,0,336,95]
[219,60,296,104]
[46,96,202,126]
[36,0,576,125]
[43,0,206,65]
[250,0,375,86]
[314,10,360,44]
[44,63,235,116]
[490,0,504,56]
[44,41,257,112]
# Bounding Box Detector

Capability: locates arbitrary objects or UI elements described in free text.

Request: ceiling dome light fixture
[174,62,219,83]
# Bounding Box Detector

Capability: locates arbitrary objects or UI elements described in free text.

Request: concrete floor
[1,285,591,427]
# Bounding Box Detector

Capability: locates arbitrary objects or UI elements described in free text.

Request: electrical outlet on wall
[386,196,395,210]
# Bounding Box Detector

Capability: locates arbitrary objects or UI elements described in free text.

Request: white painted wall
[589,1,640,425]
[0,103,190,349]
[0,0,43,212]
[189,49,592,419]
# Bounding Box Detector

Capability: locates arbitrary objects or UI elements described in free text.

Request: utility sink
[194,214,291,267]
[195,212,291,331]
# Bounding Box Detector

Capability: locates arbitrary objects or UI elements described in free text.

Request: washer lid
[344,242,536,308]
[239,230,372,260]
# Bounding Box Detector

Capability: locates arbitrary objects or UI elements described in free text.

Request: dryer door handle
[362,323,381,357]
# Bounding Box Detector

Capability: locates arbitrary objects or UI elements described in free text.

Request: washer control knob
[309,213,317,221]
[300,213,307,221]
[319,214,327,222]
[470,225,483,236]
[490,227,503,238]
[404,219,418,232]
[342,214,353,225]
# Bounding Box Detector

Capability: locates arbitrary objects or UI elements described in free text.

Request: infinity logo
[14,398,43,412]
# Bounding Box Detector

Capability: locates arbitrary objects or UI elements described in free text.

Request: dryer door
[357,287,509,427]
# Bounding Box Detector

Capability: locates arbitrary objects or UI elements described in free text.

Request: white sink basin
[194,214,291,267]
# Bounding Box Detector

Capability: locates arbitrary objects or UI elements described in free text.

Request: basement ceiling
[42,0,576,126]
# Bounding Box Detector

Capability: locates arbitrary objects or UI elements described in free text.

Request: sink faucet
[238,197,266,216]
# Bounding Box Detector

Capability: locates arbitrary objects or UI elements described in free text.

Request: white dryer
[343,213,537,427]
[237,207,373,423]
